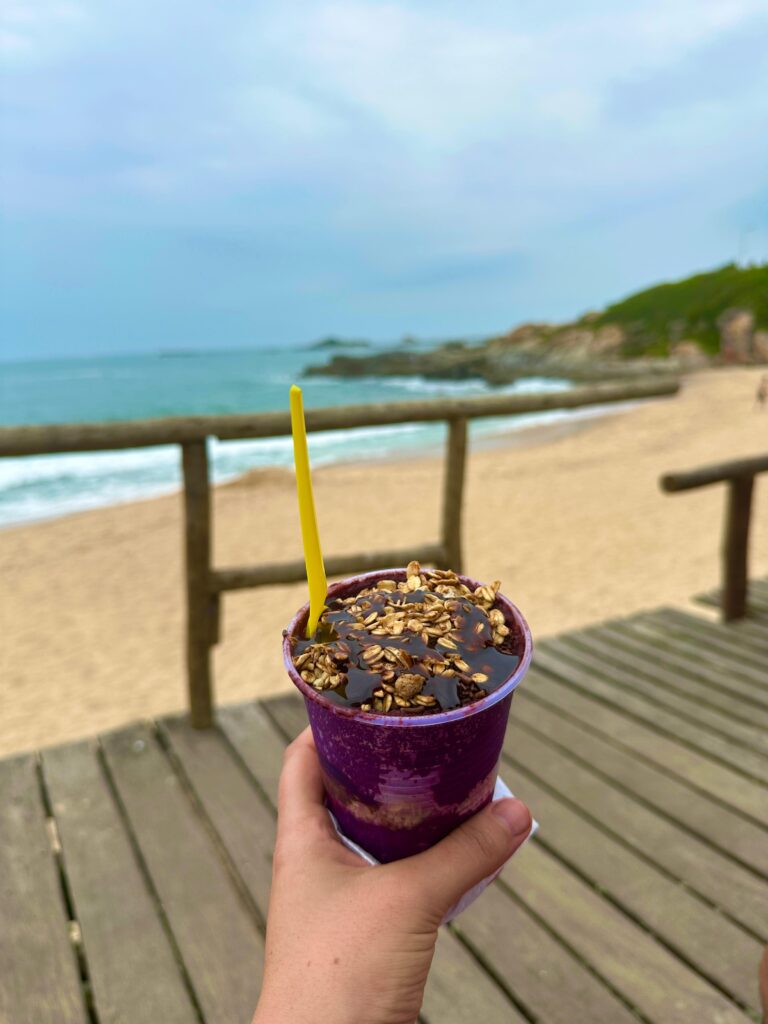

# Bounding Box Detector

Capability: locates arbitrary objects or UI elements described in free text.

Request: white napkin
[328,777,539,923]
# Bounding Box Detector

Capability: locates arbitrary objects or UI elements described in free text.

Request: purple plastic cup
[282,568,533,862]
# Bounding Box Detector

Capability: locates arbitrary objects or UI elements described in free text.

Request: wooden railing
[661,453,768,621]
[0,377,678,726]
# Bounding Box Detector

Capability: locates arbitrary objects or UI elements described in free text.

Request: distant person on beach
[251,727,533,1024]
[756,374,768,409]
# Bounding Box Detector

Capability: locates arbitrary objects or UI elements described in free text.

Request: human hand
[252,727,533,1024]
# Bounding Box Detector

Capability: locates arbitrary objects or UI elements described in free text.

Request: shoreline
[0,391,647,534]
[1,366,766,757]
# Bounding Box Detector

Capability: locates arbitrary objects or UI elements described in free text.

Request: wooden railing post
[722,475,754,622]
[441,417,468,572]
[181,440,215,727]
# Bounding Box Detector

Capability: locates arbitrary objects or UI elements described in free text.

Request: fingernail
[491,798,532,837]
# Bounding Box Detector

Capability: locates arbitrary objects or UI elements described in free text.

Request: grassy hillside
[591,262,768,357]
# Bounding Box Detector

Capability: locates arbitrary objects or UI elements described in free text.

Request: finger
[400,798,532,913]
[277,727,327,831]
[276,728,364,869]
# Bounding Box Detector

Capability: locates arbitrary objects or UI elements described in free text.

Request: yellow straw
[290,385,328,637]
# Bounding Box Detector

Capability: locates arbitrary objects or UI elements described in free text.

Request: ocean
[0,345,585,527]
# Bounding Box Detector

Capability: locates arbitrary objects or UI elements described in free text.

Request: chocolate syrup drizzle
[292,587,521,715]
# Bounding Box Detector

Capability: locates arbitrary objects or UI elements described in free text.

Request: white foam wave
[311,374,571,397]
[2,379,622,529]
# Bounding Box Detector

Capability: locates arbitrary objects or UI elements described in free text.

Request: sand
[1,366,766,757]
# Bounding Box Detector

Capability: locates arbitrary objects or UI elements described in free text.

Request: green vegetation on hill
[591,262,768,357]
[307,261,768,385]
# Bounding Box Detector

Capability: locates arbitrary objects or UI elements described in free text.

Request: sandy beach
[1,366,766,757]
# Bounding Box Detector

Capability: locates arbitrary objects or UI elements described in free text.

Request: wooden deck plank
[714,613,768,646]
[4,587,766,1024]
[502,716,768,939]
[0,755,88,1024]
[217,702,287,808]
[263,691,763,1015]
[584,620,768,724]
[226,696,523,1024]
[733,579,768,613]
[597,615,768,703]
[504,844,753,1024]
[455,869,639,1024]
[552,628,768,747]
[589,619,768,711]
[41,740,199,1024]
[640,607,768,660]
[695,588,768,616]
[501,760,762,1010]
[623,614,768,687]
[651,606,768,655]
[537,638,768,777]
[698,592,768,620]
[101,722,264,1024]
[610,613,768,690]
[262,692,310,742]
[259,692,761,1017]
[522,668,768,826]
[697,578,768,617]
[567,616,768,727]
[159,716,276,924]
[516,676,768,875]
[702,595,768,620]
[418,917,530,1024]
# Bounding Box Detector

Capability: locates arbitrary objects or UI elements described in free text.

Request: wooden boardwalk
[2,596,767,1024]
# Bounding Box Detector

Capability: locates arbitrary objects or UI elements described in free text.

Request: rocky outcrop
[717,309,755,362]
[671,341,709,370]
[305,268,768,385]
[753,331,768,362]
[305,346,498,382]
[716,308,768,363]
[308,337,370,350]
[305,334,678,386]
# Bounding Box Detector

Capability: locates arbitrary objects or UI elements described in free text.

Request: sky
[1,0,768,359]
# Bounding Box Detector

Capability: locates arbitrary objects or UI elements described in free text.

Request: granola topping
[290,562,521,715]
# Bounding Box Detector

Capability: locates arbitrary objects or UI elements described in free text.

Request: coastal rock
[309,336,370,350]
[753,331,768,363]
[488,323,551,350]
[305,348,504,382]
[549,328,597,355]
[593,325,626,354]
[305,265,768,384]
[671,341,710,369]
[717,308,754,362]
[305,344,676,387]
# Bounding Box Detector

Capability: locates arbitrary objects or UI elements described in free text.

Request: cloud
[1,0,767,355]
[607,14,768,121]
[0,0,85,63]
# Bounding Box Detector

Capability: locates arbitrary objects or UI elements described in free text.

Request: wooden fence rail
[660,453,768,622]
[1,377,678,727]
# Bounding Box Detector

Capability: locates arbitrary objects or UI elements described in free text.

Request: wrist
[253,986,361,1024]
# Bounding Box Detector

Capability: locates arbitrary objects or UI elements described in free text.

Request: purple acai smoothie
[283,564,532,862]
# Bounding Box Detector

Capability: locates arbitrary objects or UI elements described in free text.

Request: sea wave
[0,396,641,529]
[1,356,613,528]
[0,423,437,527]
[307,374,571,397]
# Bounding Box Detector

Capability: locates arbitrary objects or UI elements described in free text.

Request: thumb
[401,798,532,914]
